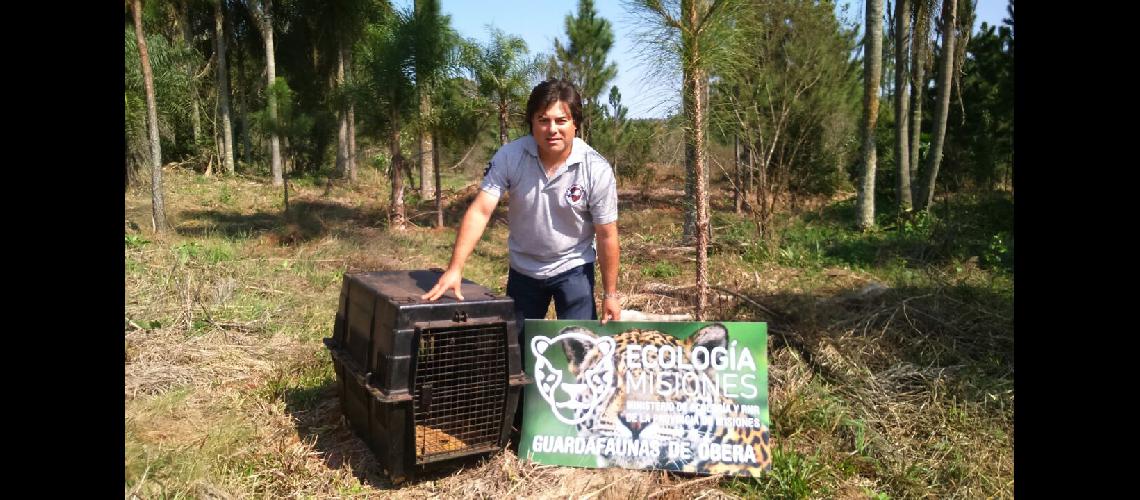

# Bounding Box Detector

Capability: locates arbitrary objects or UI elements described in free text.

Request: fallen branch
[640,283,784,320]
[709,285,783,320]
[245,285,284,295]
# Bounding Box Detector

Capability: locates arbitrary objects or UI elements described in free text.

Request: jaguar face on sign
[531,331,616,426]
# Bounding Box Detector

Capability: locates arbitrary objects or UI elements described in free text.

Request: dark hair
[524,78,583,135]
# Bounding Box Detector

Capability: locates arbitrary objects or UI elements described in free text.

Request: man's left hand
[601,296,621,325]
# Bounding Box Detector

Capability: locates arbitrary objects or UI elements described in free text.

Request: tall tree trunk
[415,0,437,201]
[857,0,884,230]
[283,139,291,212]
[894,0,913,211]
[335,40,349,178]
[234,40,251,164]
[190,83,201,146]
[909,0,930,183]
[133,0,167,233]
[254,0,284,186]
[348,104,358,182]
[919,0,957,210]
[346,50,358,182]
[433,131,443,228]
[694,70,709,320]
[419,93,436,200]
[682,104,697,244]
[179,3,201,144]
[755,141,770,235]
[390,106,407,230]
[743,143,753,212]
[214,2,235,175]
[733,134,742,213]
[498,101,509,146]
[681,0,709,320]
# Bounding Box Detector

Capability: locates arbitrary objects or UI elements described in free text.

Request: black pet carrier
[323,270,529,482]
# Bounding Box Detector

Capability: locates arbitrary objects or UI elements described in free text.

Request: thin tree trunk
[754,141,769,236]
[348,103,358,182]
[682,92,697,244]
[335,40,349,178]
[884,1,894,101]
[857,0,884,230]
[419,92,436,200]
[909,1,930,183]
[254,0,284,186]
[390,108,407,230]
[210,107,221,176]
[235,42,252,164]
[895,0,913,211]
[214,2,235,175]
[179,3,201,144]
[733,134,742,213]
[743,143,753,212]
[920,0,957,210]
[498,102,509,146]
[433,131,443,228]
[693,69,709,320]
[346,49,358,182]
[133,0,167,233]
[283,139,290,213]
[191,85,201,145]
[419,124,435,200]
[611,110,621,181]
[415,0,437,200]
[681,0,709,320]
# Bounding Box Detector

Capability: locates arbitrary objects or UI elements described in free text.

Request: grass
[125,164,1013,498]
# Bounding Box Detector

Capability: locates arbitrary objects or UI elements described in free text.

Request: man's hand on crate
[421,269,465,301]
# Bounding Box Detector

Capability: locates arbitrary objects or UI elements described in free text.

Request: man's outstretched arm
[421,191,499,301]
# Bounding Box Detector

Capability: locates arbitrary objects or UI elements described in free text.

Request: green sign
[519,320,772,476]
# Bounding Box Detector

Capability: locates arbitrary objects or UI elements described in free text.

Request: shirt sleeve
[588,153,618,225]
[479,147,511,198]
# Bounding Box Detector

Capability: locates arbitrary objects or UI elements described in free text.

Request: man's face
[531,100,577,159]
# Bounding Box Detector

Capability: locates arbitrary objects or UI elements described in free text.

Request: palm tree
[130,0,168,232]
[412,0,454,201]
[362,8,416,230]
[469,28,537,146]
[857,0,884,230]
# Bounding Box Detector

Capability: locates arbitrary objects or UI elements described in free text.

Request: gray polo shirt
[480,135,618,279]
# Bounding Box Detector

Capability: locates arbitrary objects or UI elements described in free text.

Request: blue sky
[396,0,1011,119]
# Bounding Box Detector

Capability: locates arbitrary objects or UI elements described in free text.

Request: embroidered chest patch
[565,183,586,205]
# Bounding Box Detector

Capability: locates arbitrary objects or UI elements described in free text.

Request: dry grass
[125,166,1013,499]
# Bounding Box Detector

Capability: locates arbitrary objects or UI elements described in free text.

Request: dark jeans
[506,262,598,323]
[507,262,597,437]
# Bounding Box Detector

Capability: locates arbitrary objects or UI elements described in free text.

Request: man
[421,78,621,326]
